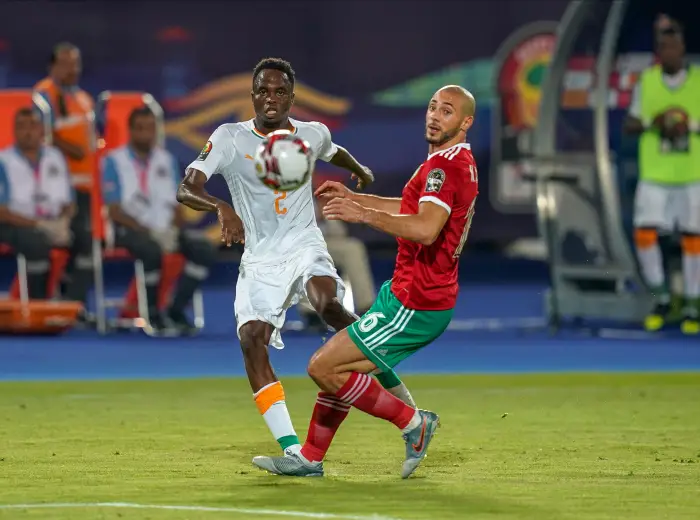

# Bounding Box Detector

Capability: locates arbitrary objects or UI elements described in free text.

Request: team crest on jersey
[47,165,59,177]
[197,141,212,161]
[425,168,446,193]
[157,166,169,178]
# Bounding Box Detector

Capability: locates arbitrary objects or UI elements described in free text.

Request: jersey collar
[250,120,298,139]
[49,78,80,93]
[14,145,43,167]
[427,142,470,160]
[127,144,153,163]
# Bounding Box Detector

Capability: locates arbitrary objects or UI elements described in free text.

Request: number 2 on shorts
[274,190,287,215]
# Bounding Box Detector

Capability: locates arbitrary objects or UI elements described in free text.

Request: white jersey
[187,118,338,264]
[0,145,73,219]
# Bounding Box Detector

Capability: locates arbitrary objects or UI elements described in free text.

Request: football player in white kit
[177,58,416,458]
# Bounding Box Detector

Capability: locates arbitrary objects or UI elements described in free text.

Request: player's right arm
[315,181,402,214]
[176,127,245,246]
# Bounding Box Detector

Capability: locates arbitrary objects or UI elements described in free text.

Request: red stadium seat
[0,90,52,147]
[0,90,81,334]
[92,91,204,335]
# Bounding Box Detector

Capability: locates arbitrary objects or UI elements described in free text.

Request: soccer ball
[254,130,313,192]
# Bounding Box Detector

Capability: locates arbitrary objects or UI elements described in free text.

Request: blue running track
[1,284,700,382]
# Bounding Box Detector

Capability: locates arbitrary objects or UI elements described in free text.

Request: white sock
[386,383,416,407]
[682,252,700,300]
[637,243,666,290]
[401,410,422,434]
[254,381,301,453]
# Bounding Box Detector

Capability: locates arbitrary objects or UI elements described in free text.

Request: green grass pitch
[0,373,699,519]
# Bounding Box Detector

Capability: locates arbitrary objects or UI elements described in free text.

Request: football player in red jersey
[252,85,478,479]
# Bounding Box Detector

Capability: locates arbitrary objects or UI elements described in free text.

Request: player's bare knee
[307,357,336,391]
[316,296,344,322]
[307,349,322,378]
[308,291,329,315]
[238,322,267,358]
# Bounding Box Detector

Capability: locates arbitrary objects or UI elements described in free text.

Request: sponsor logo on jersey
[425,168,445,193]
[197,141,212,161]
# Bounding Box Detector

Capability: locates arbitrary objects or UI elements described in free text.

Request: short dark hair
[50,42,79,65]
[15,107,38,122]
[128,106,155,128]
[252,57,295,89]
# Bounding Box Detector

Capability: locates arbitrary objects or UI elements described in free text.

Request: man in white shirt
[0,107,75,299]
[177,57,416,462]
[102,107,217,334]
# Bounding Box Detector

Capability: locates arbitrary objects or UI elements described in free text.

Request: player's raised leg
[239,320,302,455]
[306,274,416,407]
[252,329,437,479]
[253,282,451,478]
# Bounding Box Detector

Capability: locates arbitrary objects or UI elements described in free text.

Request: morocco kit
[347,142,479,370]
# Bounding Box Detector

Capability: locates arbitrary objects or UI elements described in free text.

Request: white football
[254,130,313,192]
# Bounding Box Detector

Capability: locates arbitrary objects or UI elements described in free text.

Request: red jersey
[391,143,478,310]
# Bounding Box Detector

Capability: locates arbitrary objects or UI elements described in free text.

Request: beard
[425,126,458,146]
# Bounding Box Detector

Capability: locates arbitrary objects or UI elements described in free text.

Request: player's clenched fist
[314,180,355,201]
[216,201,245,246]
[352,165,374,190]
[322,197,367,224]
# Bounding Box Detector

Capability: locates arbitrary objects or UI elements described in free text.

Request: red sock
[336,372,415,429]
[301,392,350,463]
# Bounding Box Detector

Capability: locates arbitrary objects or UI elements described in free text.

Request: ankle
[300,444,324,464]
[400,409,422,434]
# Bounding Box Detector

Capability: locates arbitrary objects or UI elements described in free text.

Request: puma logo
[244,154,254,160]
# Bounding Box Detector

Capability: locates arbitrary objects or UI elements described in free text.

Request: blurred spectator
[34,42,95,315]
[0,108,76,299]
[625,14,700,334]
[299,202,376,329]
[101,107,216,334]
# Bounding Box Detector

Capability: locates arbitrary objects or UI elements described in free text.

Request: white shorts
[234,244,345,349]
[634,181,700,234]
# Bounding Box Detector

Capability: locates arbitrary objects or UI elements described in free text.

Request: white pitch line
[0,502,404,520]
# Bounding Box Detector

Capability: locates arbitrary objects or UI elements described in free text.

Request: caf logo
[497,31,556,131]
[490,22,558,213]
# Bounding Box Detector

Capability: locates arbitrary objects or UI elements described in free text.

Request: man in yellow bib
[625,15,700,334]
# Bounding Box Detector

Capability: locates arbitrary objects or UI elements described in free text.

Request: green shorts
[347,281,453,371]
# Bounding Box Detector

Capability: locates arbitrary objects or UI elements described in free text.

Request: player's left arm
[315,122,374,189]
[329,146,374,189]
[169,154,185,228]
